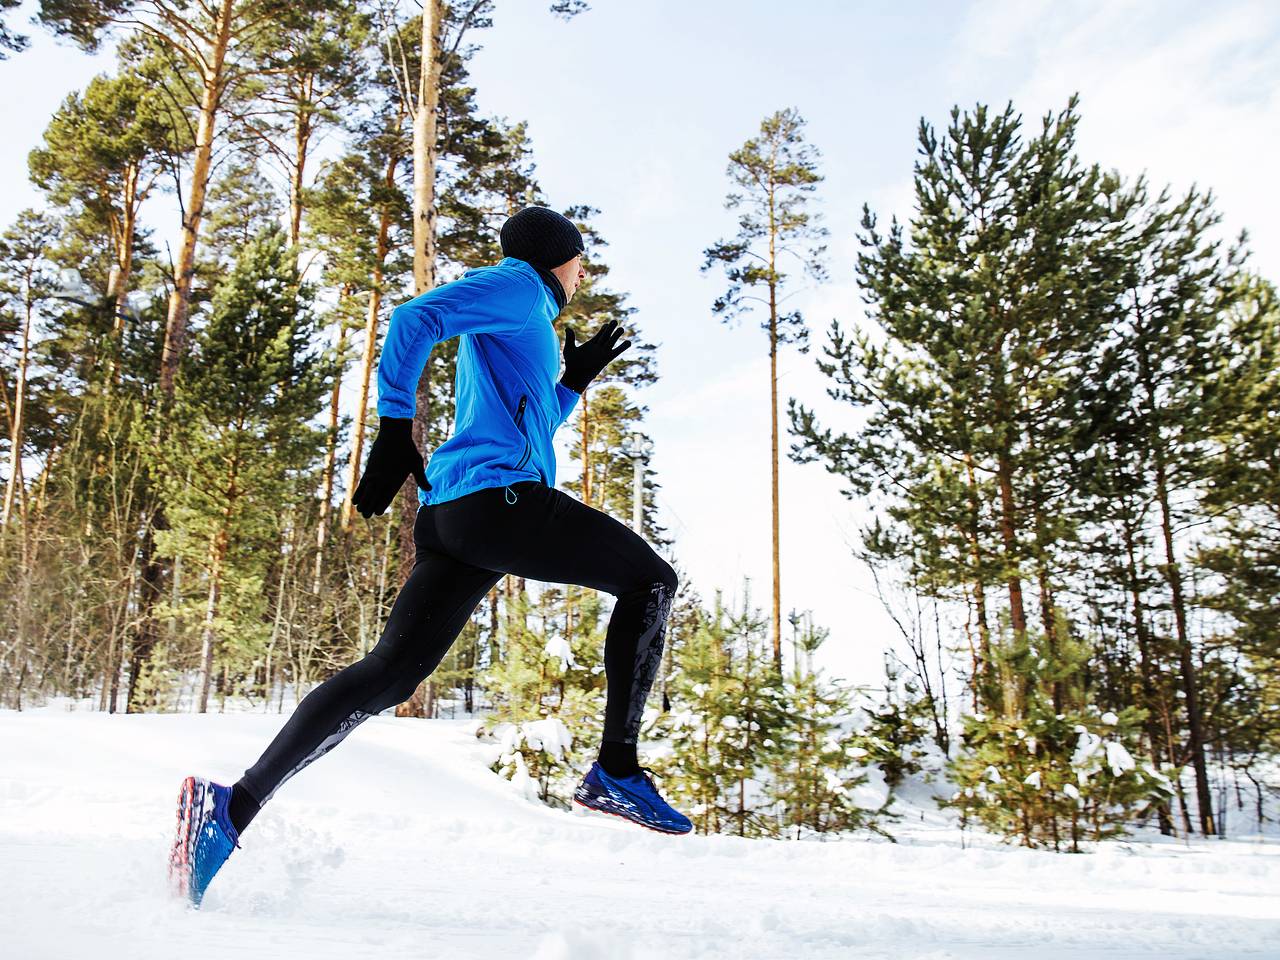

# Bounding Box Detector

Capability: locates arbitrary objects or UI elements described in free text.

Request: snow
[2,704,1279,960]
[1105,741,1137,777]
[544,635,577,669]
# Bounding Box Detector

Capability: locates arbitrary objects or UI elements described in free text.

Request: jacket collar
[500,256,565,312]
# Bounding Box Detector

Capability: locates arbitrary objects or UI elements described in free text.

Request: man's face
[551,253,586,302]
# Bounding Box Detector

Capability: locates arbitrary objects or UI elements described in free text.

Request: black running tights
[237,479,677,809]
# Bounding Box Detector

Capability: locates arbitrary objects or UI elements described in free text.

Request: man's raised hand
[560,319,632,393]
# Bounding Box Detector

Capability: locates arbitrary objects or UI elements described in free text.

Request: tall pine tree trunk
[136,0,235,711]
[963,452,996,712]
[1154,449,1215,835]
[127,523,161,712]
[197,525,229,713]
[412,0,442,298]
[289,76,314,249]
[340,191,395,532]
[314,301,347,594]
[158,0,234,399]
[396,1,444,718]
[767,188,782,677]
[768,292,782,676]
[995,449,1029,712]
[106,164,139,386]
[1,289,33,528]
[1135,327,1215,836]
[1123,516,1175,835]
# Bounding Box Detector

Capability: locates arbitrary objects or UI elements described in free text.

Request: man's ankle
[228,781,261,836]
[597,739,641,778]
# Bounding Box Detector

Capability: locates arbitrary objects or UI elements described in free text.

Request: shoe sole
[572,794,691,835]
[168,775,210,903]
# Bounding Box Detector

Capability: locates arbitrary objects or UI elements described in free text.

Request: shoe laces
[632,765,666,800]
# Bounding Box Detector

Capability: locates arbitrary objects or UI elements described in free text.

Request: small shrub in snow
[944,703,1177,851]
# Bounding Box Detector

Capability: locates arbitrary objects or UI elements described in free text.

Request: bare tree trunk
[196,526,228,714]
[963,452,995,711]
[106,164,139,387]
[314,313,346,593]
[340,182,396,532]
[127,520,161,713]
[1155,453,1215,836]
[266,512,292,707]
[1,292,34,527]
[1134,319,1215,837]
[995,447,1028,712]
[1123,516,1175,835]
[289,75,314,250]
[393,1,445,718]
[767,182,782,676]
[412,0,442,298]
[158,0,235,400]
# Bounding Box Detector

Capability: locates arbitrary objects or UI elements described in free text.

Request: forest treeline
[1,3,1276,847]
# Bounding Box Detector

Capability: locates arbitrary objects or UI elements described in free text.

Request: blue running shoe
[168,775,241,907]
[573,761,692,835]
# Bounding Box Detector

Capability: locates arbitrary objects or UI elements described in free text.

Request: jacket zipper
[514,394,532,470]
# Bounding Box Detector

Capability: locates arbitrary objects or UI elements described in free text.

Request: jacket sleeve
[377,269,538,419]
[553,380,580,432]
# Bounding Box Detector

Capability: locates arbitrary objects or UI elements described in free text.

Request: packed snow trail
[1,707,1277,960]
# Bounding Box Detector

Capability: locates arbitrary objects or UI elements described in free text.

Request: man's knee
[627,555,677,600]
[656,559,678,595]
[361,650,429,712]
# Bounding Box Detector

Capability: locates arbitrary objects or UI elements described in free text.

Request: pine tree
[28,65,179,373]
[770,611,894,839]
[156,224,329,711]
[1073,177,1244,835]
[860,656,932,790]
[703,107,827,676]
[1196,276,1280,799]
[240,0,370,248]
[38,0,331,398]
[200,159,283,271]
[0,212,61,530]
[479,579,608,807]
[947,699,1174,851]
[653,582,788,837]
[651,588,735,834]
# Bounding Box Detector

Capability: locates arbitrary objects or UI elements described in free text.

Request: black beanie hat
[500,206,585,270]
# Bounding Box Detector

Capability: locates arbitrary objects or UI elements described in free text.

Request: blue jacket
[377,257,580,507]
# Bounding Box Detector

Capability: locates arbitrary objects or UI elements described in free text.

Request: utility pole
[625,431,653,533]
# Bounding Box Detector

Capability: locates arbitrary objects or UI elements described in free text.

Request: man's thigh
[415,480,671,597]
[373,542,504,667]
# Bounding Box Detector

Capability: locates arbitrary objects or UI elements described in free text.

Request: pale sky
[3,0,1278,690]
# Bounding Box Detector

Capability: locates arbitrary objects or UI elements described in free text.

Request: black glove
[560,318,631,393]
[351,416,430,518]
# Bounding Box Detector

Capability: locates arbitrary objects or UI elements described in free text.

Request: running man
[169,206,691,908]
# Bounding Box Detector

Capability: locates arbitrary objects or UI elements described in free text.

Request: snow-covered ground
[2,705,1278,960]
